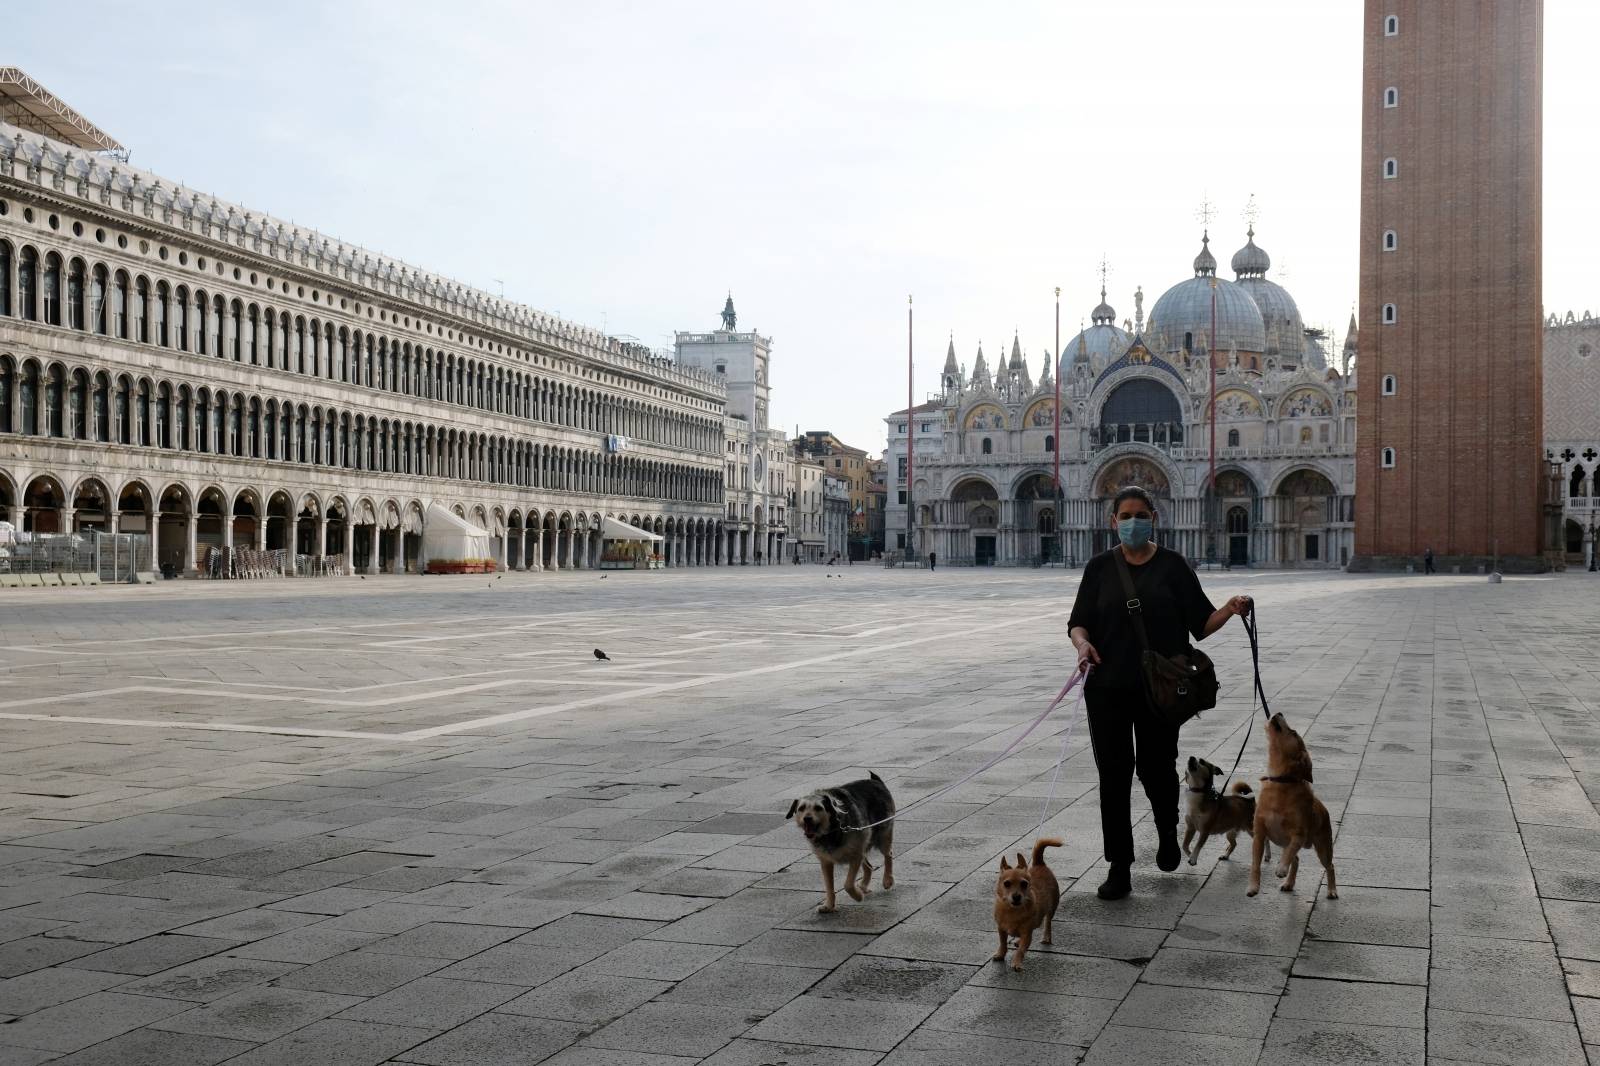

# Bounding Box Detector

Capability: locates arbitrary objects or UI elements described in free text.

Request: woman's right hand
[1074,639,1101,673]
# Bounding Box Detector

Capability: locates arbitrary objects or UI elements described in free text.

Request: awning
[601,516,662,541]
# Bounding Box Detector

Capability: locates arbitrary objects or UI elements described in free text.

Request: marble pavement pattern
[0,567,1595,1064]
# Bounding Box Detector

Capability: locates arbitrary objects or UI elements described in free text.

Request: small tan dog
[991,838,1062,971]
[1248,712,1338,899]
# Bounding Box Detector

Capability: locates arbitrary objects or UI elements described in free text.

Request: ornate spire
[943,332,959,376]
[1231,224,1271,278]
[720,292,736,331]
[1010,332,1023,369]
[1091,285,1116,326]
[972,342,990,384]
[1193,232,1217,277]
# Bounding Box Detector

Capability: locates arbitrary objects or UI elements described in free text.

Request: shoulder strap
[1110,549,1153,654]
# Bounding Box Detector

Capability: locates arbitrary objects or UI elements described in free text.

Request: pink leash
[841,667,1090,832]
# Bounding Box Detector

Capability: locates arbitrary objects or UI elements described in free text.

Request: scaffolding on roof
[0,67,125,159]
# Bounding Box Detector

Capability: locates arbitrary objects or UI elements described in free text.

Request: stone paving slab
[2,567,1600,1062]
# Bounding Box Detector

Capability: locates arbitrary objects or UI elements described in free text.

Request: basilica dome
[1148,234,1266,357]
[1059,288,1133,377]
[1230,228,1304,361]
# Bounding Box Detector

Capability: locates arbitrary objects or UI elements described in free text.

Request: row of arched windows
[0,354,722,504]
[0,238,720,451]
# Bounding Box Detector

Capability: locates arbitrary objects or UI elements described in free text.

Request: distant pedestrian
[928,551,937,572]
[1423,547,1435,574]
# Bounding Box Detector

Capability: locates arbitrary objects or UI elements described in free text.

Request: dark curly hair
[1111,486,1157,518]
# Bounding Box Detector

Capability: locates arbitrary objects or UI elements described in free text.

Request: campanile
[1352,0,1545,570]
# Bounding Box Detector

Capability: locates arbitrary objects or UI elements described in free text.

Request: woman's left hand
[1225,595,1253,617]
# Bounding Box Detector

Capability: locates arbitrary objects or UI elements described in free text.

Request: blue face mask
[1117,517,1154,549]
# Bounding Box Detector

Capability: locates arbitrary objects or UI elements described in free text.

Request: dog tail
[1031,837,1063,865]
[1229,782,1253,796]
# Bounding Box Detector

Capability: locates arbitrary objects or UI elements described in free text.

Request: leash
[1035,676,1087,836]
[1218,605,1270,795]
[841,667,1090,832]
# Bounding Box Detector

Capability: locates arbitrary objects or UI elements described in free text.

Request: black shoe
[1156,828,1181,872]
[1097,863,1132,900]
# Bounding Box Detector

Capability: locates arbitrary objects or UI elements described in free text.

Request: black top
[1067,546,1217,692]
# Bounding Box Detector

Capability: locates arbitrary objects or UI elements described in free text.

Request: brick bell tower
[1352,0,1545,571]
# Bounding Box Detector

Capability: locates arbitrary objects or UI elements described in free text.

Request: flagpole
[1053,286,1061,565]
[1209,274,1218,564]
[906,294,914,564]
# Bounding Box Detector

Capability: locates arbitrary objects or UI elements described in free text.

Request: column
[531,528,542,572]
[344,520,355,575]
[561,528,573,569]
[317,514,328,558]
[108,511,120,535]
[256,517,267,552]
[366,527,380,575]
[499,533,508,573]
[185,512,198,575]
[149,511,160,575]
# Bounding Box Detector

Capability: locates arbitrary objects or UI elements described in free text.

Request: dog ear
[820,795,837,818]
[1000,855,1010,870]
[1295,747,1314,784]
[1187,755,1196,768]
[785,799,799,819]
[1016,852,1027,870]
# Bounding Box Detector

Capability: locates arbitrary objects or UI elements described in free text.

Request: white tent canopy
[421,502,493,569]
[601,516,662,542]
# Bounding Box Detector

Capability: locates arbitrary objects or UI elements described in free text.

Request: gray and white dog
[786,772,896,912]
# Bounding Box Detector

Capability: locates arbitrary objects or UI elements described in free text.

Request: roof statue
[721,293,737,331]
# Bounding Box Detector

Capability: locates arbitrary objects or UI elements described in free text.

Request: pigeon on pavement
[593,649,611,661]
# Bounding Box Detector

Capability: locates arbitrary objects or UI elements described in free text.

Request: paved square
[0,566,1597,1063]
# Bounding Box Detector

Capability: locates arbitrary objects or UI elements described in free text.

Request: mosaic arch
[1213,469,1259,498]
[1094,456,1172,498]
[1212,389,1262,421]
[1281,388,1333,418]
[964,404,1006,431]
[1023,398,1060,428]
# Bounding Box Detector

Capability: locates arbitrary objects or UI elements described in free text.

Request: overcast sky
[14,2,1597,454]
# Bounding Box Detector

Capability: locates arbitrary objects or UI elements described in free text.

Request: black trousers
[1086,686,1179,865]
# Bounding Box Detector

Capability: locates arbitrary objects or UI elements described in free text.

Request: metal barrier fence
[0,530,151,582]
[201,548,349,579]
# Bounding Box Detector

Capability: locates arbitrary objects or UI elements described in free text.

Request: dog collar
[1187,786,1217,795]
[1262,774,1305,784]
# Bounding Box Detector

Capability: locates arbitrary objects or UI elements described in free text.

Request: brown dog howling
[1248,712,1338,900]
[991,838,1062,971]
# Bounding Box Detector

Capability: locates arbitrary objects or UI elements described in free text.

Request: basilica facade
[885,230,1356,568]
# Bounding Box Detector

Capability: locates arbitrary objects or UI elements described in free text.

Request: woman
[1068,486,1251,900]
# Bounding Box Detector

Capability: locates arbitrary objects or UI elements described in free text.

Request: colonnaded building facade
[0,79,744,575]
[885,229,1357,568]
